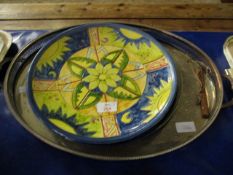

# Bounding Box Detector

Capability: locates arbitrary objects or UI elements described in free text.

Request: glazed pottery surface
[27,23,177,143]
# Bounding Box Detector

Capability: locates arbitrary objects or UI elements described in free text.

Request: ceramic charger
[27,23,177,144]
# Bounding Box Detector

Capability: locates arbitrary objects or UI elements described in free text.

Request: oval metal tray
[4,23,223,160]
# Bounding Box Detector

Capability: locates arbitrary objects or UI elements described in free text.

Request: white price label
[18,86,26,93]
[175,121,196,133]
[0,38,3,52]
[96,102,117,113]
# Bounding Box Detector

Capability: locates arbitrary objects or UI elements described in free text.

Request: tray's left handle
[0,30,12,64]
[0,31,18,89]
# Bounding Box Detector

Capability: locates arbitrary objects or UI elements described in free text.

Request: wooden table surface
[0,0,233,31]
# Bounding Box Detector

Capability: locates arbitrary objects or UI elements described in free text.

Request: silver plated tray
[4,23,223,160]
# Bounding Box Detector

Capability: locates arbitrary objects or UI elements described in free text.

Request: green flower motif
[83,63,121,93]
[67,49,142,110]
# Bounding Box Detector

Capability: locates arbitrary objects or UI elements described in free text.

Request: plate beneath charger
[27,23,177,144]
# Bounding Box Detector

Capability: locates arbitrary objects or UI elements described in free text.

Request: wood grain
[0,3,232,19]
[0,19,232,31]
[0,0,221,3]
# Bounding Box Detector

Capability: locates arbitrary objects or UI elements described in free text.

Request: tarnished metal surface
[4,24,223,160]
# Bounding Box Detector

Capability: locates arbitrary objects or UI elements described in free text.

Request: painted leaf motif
[107,75,141,100]
[72,83,102,110]
[142,80,172,123]
[103,50,129,71]
[37,36,71,71]
[67,57,96,78]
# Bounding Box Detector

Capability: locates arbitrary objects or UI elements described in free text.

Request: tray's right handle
[223,35,233,108]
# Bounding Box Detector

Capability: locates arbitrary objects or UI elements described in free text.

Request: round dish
[26,23,177,144]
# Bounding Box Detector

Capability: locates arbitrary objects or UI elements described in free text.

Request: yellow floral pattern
[83,63,121,93]
[67,48,143,110]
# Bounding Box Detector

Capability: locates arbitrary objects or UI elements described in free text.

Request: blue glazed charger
[26,23,177,144]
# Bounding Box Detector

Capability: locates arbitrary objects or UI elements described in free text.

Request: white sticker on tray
[0,38,3,52]
[18,86,26,93]
[175,121,196,133]
[96,102,117,113]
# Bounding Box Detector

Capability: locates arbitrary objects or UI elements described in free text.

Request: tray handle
[223,35,233,108]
